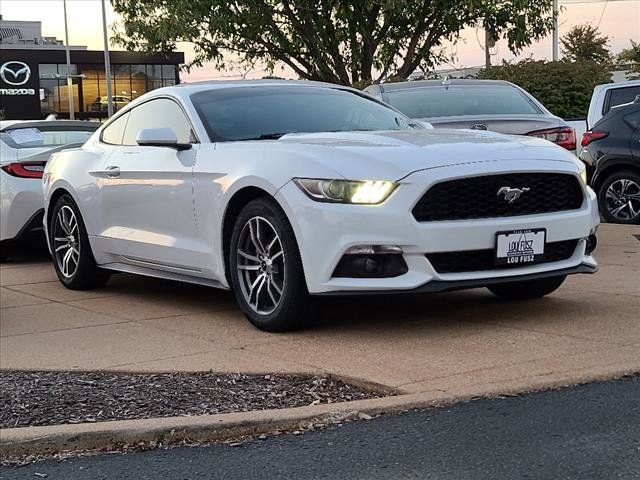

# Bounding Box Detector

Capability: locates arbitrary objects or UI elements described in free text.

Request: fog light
[585,234,597,255]
[332,253,408,278]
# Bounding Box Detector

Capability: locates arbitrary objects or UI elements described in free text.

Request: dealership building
[0,17,184,120]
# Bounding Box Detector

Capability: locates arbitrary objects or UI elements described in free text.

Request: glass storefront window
[39,62,177,119]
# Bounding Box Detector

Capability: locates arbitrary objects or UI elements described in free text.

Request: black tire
[487,275,566,300]
[597,169,640,225]
[49,194,110,290]
[229,197,314,332]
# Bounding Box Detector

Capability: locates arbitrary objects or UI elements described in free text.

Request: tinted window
[101,112,129,145]
[122,98,193,146]
[604,86,640,115]
[1,125,96,150]
[191,86,413,141]
[384,85,542,118]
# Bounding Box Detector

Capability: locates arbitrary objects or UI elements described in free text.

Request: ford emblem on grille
[497,186,530,203]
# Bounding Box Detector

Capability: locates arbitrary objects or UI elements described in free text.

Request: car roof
[140,79,361,101]
[0,120,99,132]
[376,79,515,93]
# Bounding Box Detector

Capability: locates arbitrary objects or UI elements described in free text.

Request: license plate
[495,229,546,266]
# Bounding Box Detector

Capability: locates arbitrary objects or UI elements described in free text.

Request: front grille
[426,239,579,274]
[412,173,583,222]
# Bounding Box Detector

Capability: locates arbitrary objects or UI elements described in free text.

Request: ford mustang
[43,81,599,331]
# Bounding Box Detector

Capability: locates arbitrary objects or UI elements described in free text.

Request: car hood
[272,129,577,180]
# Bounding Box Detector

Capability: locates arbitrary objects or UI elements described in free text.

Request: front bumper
[275,160,599,294]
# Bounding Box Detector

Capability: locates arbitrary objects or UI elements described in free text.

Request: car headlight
[294,178,397,204]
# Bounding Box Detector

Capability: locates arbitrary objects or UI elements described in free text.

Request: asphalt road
[3,376,639,480]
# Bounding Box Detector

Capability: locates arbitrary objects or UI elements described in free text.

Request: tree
[617,40,640,80]
[479,59,611,119]
[560,24,611,64]
[111,0,556,86]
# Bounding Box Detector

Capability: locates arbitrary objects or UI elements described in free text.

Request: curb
[2,367,638,460]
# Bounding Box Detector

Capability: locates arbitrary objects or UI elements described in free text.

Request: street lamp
[62,0,75,119]
[101,0,114,117]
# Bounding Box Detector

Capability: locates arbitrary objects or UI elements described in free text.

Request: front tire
[487,275,566,300]
[229,197,314,332]
[49,194,110,290]
[597,170,640,224]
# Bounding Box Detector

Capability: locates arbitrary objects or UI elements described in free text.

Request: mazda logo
[497,186,530,203]
[0,61,31,86]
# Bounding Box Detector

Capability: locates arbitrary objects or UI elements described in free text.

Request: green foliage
[111,0,556,86]
[479,59,611,119]
[560,24,611,64]
[617,40,640,80]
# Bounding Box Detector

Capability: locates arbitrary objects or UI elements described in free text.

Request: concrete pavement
[1,224,639,398]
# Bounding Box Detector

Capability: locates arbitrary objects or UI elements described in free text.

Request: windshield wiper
[237,132,290,141]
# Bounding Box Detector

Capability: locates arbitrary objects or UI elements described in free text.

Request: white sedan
[0,120,97,260]
[43,81,599,331]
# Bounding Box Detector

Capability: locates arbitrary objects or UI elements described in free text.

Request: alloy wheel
[236,216,285,315]
[605,179,640,221]
[53,205,80,278]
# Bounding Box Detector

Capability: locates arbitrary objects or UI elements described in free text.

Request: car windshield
[191,86,415,141]
[384,85,542,118]
[0,125,96,149]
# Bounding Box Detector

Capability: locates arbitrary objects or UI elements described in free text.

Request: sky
[1,0,638,82]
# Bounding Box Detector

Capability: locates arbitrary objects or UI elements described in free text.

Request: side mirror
[136,128,192,150]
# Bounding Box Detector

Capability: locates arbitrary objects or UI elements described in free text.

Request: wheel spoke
[271,277,283,296]
[238,249,260,263]
[271,250,283,262]
[62,248,73,276]
[58,211,70,235]
[628,201,639,218]
[238,264,261,271]
[267,236,278,253]
[611,203,628,216]
[249,221,266,255]
[254,219,268,254]
[254,275,266,310]
[266,277,278,306]
[55,244,69,253]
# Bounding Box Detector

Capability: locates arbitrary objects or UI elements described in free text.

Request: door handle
[105,166,120,178]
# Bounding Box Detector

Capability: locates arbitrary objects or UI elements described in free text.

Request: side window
[603,86,640,115]
[122,98,194,146]
[101,112,129,145]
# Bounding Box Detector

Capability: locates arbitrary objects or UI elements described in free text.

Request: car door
[96,97,201,272]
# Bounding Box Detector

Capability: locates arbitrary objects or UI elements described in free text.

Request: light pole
[101,0,114,117]
[62,0,75,119]
[552,0,559,61]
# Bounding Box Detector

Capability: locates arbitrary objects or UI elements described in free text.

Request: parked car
[570,80,640,157]
[580,101,640,224]
[363,79,577,151]
[587,80,640,130]
[43,81,598,332]
[0,120,98,260]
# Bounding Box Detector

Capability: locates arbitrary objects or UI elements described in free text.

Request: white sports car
[0,120,98,260]
[43,81,599,331]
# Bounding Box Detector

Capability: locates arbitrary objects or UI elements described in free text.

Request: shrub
[478,59,611,119]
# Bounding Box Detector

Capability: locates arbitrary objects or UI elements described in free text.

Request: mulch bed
[0,371,386,429]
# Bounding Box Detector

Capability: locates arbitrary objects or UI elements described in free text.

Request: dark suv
[580,101,640,224]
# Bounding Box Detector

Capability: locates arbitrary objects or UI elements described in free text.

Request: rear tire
[597,170,640,224]
[487,275,566,300]
[49,194,110,290]
[229,197,314,332]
